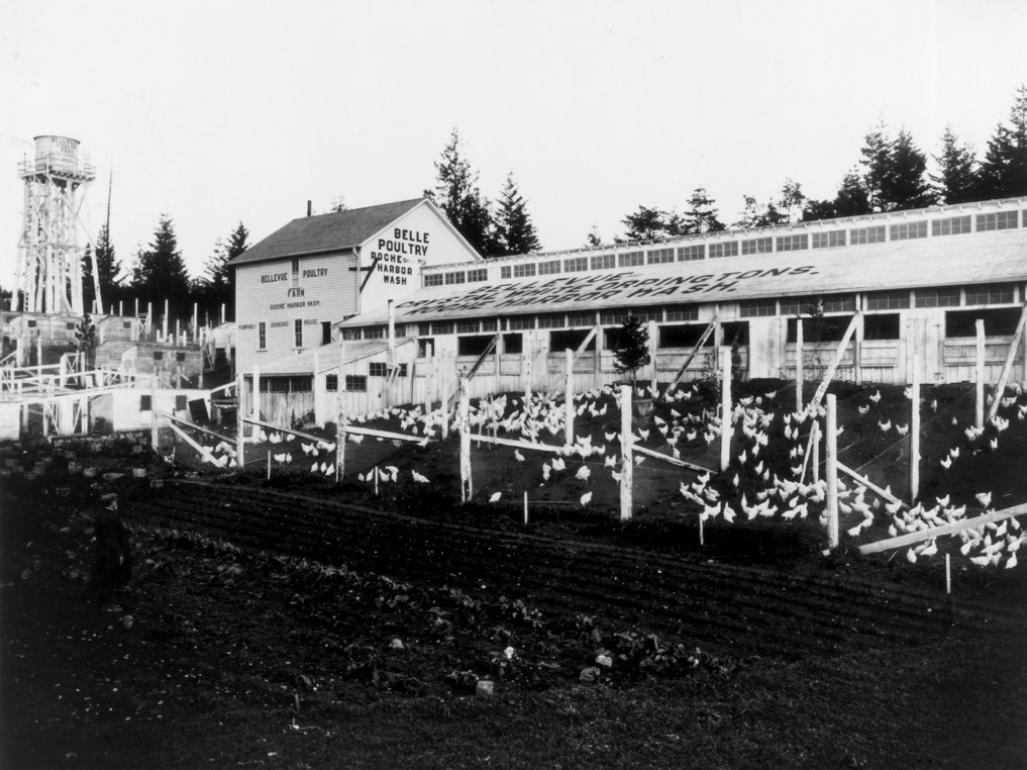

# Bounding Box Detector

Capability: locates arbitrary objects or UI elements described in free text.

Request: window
[140,395,152,411]
[665,305,698,322]
[369,362,387,377]
[458,335,496,356]
[341,328,360,341]
[932,216,972,236]
[600,309,629,325]
[786,315,854,343]
[914,288,960,308]
[659,324,711,348]
[27,320,36,328]
[364,326,385,339]
[890,221,928,240]
[500,266,512,279]
[976,211,1018,231]
[432,321,454,335]
[467,268,487,282]
[176,351,186,362]
[457,319,480,333]
[513,263,536,278]
[153,351,164,361]
[444,271,466,285]
[779,294,856,316]
[345,375,367,392]
[564,257,588,272]
[397,363,408,377]
[326,374,338,392]
[507,315,535,330]
[538,260,561,275]
[294,319,303,348]
[965,283,1015,305]
[322,321,332,345]
[480,318,497,332]
[864,313,901,340]
[721,321,749,346]
[709,241,739,258]
[538,313,565,329]
[418,323,431,336]
[741,237,773,255]
[566,312,594,327]
[865,291,910,311]
[618,251,644,267]
[175,395,188,411]
[739,300,776,317]
[591,254,615,270]
[550,329,595,352]
[418,338,434,357]
[266,376,312,393]
[647,248,675,264]
[776,233,808,251]
[946,308,1022,337]
[811,230,846,249]
[424,274,444,287]
[630,307,664,323]
[850,225,886,245]
[678,244,705,261]
[502,333,523,354]
[291,257,300,286]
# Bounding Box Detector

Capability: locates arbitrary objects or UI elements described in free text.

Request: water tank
[33,135,81,173]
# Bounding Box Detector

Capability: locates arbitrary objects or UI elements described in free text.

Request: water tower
[14,135,97,314]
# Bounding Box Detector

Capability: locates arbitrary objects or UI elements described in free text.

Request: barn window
[787,315,854,343]
[590,254,615,270]
[564,257,588,272]
[369,362,387,377]
[418,323,431,336]
[665,305,698,322]
[176,352,186,362]
[507,316,534,330]
[538,313,565,329]
[709,241,738,258]
[322,322,332,345]
[965,283,1015,306]
[741,237,773,255]
[444,271,465,285]
[424,274,443,287]
[467,268,487,282]
[618,251,644,267]
[863,313,901,340]
[932,216,972,236]
[340,328,360,341]
[678,244,705,261]
[480,318,497,332]
[140,395,152,411]
[739,300,777,317]
[502,333,523,354]
[776,234,809,252]
[976,211,1018,231]
[345,375,367,392]
[659,324,711,348]
[456,319,480,333]
[258,322,267,349]
[945,308,1022,337]
[153,351,164,361]
[721,321,749,346]
[850,225,886,245]
[418,338,434,357]
[914,288,960,308]
[889,221,927,240]
[432,321,454,335]
[363,326,385,339]
[647,248,675,264]
[566,312,594,328]
[864,291,910,311]
[294,319,303,348]
[326,374,338,392]
[291,258,300,286]
[175,395,188,411]
[513,263,536,278]
[500,266,512,279]
[550,329,595,352]
[538,260,561,275]
[811,230,846,249]
[458,335,495,356]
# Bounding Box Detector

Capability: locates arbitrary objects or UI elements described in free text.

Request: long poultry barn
[236,197,1027,425]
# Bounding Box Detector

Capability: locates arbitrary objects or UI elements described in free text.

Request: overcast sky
[2,0,1025,288]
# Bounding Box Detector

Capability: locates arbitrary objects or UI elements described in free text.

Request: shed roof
[230,199,425,267]
[255,339,413,376]
[338,229,1027,327]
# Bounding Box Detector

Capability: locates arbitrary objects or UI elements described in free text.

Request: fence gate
[904,312,942,384]
[747,317,786,379]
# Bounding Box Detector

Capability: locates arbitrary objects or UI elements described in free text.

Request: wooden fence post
[336,341,346,483]
[720,354,731,473]
[150,379,158,452]
[494,321,503,396]
[564,348,574,447]
[235,373,244,469]
[459,377,471,502]
[796,317,804,414]
[910,353,921,504]
[619,384,633,521]
[975,319,985,430]
[825,394,839,549]
[811,421,821,484]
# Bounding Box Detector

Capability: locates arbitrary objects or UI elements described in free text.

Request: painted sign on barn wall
[357,202,481,315]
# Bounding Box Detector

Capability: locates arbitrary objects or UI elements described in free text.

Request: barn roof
[230,199,425,267]
[337,228,1027,327]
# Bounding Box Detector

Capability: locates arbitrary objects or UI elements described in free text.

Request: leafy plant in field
[613,315,651,388]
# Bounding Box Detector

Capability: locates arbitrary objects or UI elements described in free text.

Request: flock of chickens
[184,378,1027,570]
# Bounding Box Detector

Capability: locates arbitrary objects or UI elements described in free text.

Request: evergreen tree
[132,215,191,304]
[198,222,247,320]
[585,226,602,248]
[859,122,892,211]
[612,315,651,387]
[74,313,97,368]
[679,188,725,234]
[833,169,872,217]
[622,205,668,240]
[493,173,541,255]
[82,224,121,313]
[424,128,496,256]
[880,129,935,210]
[778,179,806,223]
[978,84,1027,198]
[328,194,348,213]
[932,126,981,204]
[801,198,838,222]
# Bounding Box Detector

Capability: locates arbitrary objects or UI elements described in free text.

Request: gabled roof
[338,228,1027,327]
[230,198,426,267]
